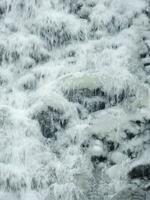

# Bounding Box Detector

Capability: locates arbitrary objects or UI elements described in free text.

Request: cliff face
[0,0,150,199]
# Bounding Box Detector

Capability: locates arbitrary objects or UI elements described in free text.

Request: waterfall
[0,0,150,199]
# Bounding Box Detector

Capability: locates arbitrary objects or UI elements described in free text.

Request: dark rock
[135,120,143,126]
[102,138,119,152]
[65,88,106,113]
[105,140,119,152]
[140,53,147,59]
[128,164,150,180]
[124,129,136,139]
[66,88,106,101]
[0,7,5,15]
[0,2,6,16]
[91,155,107,167]
[144,62,150,67]
[83,97,106,113]
[69,1,83,14]
[126,149,138,159]
[111,188,146,200]
[64,87,127,113]
[33,106,68,139]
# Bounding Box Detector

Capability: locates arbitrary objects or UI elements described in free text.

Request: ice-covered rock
[61,69,136,113]
[33,106,68,139]
[30,91,71,139]
[128,164,150,180]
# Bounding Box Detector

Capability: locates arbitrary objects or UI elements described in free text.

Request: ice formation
[0,0,150,199]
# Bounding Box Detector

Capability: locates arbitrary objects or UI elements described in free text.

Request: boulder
[64,87,127,113]
[128,164,150,180]
[91,155,107,165]
[33,106,68,139]
[61,72,134,114]
[65,88,106,113]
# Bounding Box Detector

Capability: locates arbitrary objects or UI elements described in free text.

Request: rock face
[65,88,106,113]
[62,73,134,113]
[66,88,127,111]
[33,106,68,139]
[128,164,150,180]
[91,155,107,166]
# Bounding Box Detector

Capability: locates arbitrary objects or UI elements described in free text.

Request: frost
[0,0,149,199]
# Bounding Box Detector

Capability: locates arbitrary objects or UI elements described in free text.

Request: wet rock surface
[128,164,150,180]
[33,106,68,139]
[64,87,128,113]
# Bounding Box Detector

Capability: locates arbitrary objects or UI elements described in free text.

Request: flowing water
[0,0,150,199]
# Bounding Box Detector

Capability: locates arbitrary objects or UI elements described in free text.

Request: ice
[0,0,149,199]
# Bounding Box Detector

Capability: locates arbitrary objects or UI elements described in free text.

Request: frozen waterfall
[0,0,150,199]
